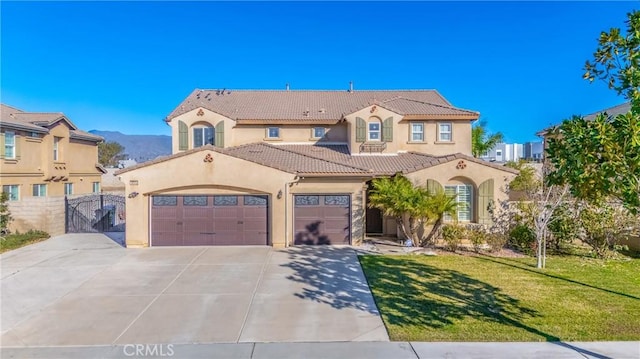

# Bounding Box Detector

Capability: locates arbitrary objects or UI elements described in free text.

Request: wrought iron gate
[65,194,126,233]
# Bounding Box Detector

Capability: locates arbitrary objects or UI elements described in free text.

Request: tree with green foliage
[0,192,12,236]
[368,174,457,246]
[547,10,640,213]
[471,120,504,158]
[98,141,125,167]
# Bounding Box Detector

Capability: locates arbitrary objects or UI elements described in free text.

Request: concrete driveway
[0,234,388,346]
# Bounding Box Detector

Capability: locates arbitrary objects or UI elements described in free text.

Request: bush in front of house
[441,224,466,252]
[0,230,50,253]
[509,223,536,255]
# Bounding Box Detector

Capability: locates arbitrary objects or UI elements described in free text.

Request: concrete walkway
[1,341,638,358]
[1,234,387,346]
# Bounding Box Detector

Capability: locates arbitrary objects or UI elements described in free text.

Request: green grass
[359,254,640,342]
[0,230,50,253]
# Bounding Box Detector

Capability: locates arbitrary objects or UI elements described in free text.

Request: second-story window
[411,123,424,142]
[193,126,214,148]
[312,127,325,139]
[4,131,16,159]
[368,122,381,141]
[64,183,73,195]
[53,137,62,161]
[266,127,280,139]
[92,182,100,193]
[438,123,452,142]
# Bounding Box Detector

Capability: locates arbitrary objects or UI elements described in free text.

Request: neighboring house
[117,158,137,169]
[0,104,105,233]
[116,89,517,248]
[480,143,524,163]
[538,102,630,159]
[523,141,544,162]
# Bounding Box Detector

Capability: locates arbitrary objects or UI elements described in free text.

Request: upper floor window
[92,182,100,193]
[438,123,452,142]
[2,185,19,201]
[368,122,381,141]
[4,131,16,159]
[53,137,62,161]
[193,126,214,148]
[33,184,47,197]
[64,183,73,195]
[411,123,424,142]
[312,127,326,139]
[266,127,280,139]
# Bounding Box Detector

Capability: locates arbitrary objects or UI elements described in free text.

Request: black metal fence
[65,194,126,233]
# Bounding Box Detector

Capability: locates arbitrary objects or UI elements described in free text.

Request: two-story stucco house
[0,104,105,233]
[117,89,517,248]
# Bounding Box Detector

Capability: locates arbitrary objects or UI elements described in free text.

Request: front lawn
[359,254,640,342]
[0,230,50,253]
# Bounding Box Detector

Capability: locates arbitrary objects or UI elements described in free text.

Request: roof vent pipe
[349,81,354,93]
[286,83,290,91]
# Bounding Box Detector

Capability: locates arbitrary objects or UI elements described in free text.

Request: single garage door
[151,195,268,246]
[293,194,350,245]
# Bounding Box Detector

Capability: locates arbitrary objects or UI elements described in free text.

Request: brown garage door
[151,195,268,246]
[293,195,350,245]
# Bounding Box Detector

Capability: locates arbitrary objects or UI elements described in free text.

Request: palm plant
[368,174,458,246]
[472,120,504,158]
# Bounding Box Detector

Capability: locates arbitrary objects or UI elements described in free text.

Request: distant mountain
[89,130,171,163]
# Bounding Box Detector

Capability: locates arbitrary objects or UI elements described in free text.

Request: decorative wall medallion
[370,105,377,113]
[197,109,204,116]
[456,160,467,170]
[204,153,214,163]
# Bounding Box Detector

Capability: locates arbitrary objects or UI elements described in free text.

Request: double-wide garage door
[151,195,268,246]
[294,195,351,245]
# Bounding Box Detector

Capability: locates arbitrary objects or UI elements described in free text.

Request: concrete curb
[1,341,638,359]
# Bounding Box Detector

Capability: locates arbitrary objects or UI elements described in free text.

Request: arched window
[193,125,214,148]
[367,117,382,141]
[445,184,473,222]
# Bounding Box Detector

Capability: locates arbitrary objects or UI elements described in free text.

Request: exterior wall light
[277,190,283,199]
[128,192,139,199]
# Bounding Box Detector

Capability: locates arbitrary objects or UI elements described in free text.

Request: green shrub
[548,204,578,251]
[441,224,466,252]
[486,233,508,252]
[0,230,50,253]
[0,192,11,235]
[468,227,489,252]
[509,223,536,254]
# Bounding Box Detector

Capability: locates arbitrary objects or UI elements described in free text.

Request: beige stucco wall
[169,107,349,152]
[118,149,297,247]
[1,122,102,202]
[343,105,473,156]
[406,159,515,222]
[229,124,348,146]
[117,149,371,248]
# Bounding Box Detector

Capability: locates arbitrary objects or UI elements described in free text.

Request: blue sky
[1,1,635,143]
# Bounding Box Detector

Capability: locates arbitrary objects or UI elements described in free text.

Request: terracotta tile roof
[224,143,372,175]
[117,143,517,177]
[165,89,478,123]
[276,144,518,175]
[0,103,102,142]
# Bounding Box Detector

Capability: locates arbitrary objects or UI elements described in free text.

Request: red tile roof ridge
[384,96,479,115]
